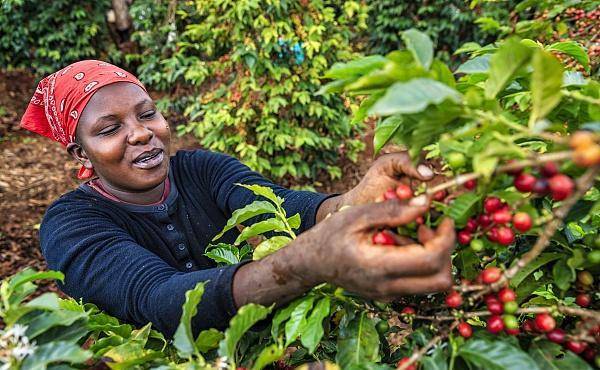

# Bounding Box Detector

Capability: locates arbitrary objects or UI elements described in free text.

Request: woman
[21,60,456,337]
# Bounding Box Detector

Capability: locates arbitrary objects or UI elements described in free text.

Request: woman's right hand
[296,195,456,301]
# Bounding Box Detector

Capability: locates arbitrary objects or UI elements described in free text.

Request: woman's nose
[127,121,154,145]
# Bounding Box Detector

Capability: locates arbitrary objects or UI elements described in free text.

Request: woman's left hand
[342,151,434,206]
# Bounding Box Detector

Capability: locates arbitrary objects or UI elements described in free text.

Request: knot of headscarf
[20,60,147,179]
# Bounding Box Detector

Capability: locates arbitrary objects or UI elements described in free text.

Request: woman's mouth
[132,149,164,169]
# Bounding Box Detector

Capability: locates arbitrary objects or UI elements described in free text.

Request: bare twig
[414,306,600,322]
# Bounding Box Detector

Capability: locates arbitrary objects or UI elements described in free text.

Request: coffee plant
[2,26,600,370]
[128,0,368,182]
[0,0,119,76]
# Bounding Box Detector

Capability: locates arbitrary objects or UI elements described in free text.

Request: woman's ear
[66,142,93,170]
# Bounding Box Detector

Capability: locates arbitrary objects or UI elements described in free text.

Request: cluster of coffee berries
[484,286,520,335]
[576,271,595,308]
[571,131,600,168]
[510,160,576,201]
[457,196,531,251]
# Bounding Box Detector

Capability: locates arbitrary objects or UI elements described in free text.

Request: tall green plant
[128,0,368,182]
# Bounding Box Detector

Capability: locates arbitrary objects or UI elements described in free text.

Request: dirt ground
[0,70,372,293]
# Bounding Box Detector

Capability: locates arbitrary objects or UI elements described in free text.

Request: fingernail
[409,194,428,206]
[417,164,433,178]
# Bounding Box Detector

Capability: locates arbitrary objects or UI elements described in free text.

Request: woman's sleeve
[40,199,246,337]
[190,150,336,232]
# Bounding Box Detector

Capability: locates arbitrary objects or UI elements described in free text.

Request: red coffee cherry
[498,287,516,303]
[492,209,512,224]
[540,162,559,177]
[487,315,505,334]
[465,218,478,232]
[487,299,504,315]
[546,328,566,343]
[548,174,574,201]
[484,197,503,213]
[395,184,413,200]
[565,340,588,354]
[445,291,463,308]
[401,307,416,315]
[464,179,477,190]
[384,188,399,200]
[505,327,520,336]
[458,322,473,338]
[372,231,396,246]
[478,214,492,227]
[535,313,556,333]
[481,267,502,284]
[496,227,515,246]
[576,293,591,307]
[512,212,532,232]
[458,230,472,245]
[396,357,416,370]
[533,178,550,195]
[487,227,499,242]
[432,189,447,201]
[416,216,425,225]
[583,347,597,361]
[514,173,537,192]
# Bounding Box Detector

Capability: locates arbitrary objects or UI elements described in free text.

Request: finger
[424,217,456,253]
[360,243,445,277]
[351,195,431,230]
[417,224,435,244]
[378,263,453,297]
[392,234,416,246]
[381,152,434,181]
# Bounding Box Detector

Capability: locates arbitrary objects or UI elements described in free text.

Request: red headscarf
[20,60,147,179]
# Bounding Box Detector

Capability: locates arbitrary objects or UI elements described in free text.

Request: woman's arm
[232,197,456,307]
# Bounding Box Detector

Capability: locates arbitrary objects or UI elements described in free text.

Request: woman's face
[72,82,171,191]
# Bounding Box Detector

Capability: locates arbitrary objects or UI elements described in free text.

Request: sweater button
[157,204,166,211]
[185,262,193,269]
[166,224,175,231]
[177,243,186,251]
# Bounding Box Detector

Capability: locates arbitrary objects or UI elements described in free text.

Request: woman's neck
[94,178,167,205]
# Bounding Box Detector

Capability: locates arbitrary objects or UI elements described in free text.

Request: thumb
[424,217,456,253]
[382,152,434,181]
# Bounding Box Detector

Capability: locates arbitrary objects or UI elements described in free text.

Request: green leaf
[402,29,434,70]
[284,296,315,347]
[529,340,593,370]
[253,236,292,260]
[212,200,277,241]
[352,92,384,125]
[457,249,480,281]
[195,328,224,353]
[287,213,301,230]
[21,341,91,370]
[547,41,590,72]
[251,344,285,370]
[237,183,283,207]
[271,298,301,340]
[552,259,575,291]
[510,253,561,288]
[370,78,461,117]
[218,303,271,362]
[234,218,287,245]
[7,269,64,292]
[458,338,540,370]
[324,56,387,79]
[529,50,564,126]
[205,243,245,265]
[374,115,403,154]
[300,297,331,354]
[485,38,532,99]
[421,345,448,370]
[173,281,206,358]
[25,310,87,339]
[444,193,481,228]
[336,312,380,369]
[563,71,588,87]
[455,54,490,74]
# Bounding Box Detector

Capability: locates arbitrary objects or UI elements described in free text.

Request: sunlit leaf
[529,50,563,126]
[402,29,434,70]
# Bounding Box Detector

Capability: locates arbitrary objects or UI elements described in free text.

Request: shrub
[0,0,119,76]
[128,0,369,182]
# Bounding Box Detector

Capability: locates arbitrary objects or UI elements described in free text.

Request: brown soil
[0,70,372,293]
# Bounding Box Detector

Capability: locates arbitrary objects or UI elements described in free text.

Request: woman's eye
[100,125,119,135]
[141,110,156,119]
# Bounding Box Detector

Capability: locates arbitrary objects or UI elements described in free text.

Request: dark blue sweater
[40,149,332,336]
